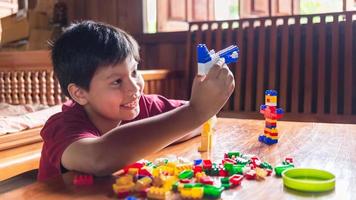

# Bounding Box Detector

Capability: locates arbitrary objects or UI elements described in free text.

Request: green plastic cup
[282,168,335,192]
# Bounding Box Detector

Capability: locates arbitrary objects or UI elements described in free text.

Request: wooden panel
[253,0,269,14]
[157,0,214,31]
[0,128,42,151]
[330,14,340,114]
[316,15,326,115]
[343,12,352,115]
[187,11,356,123]
[192,0,208,21]
[244,20,255,112]
[234,21,244,112]
[279,18,289,111]
[272,0,293,16]
[255,19,266,111]
[63,0,143,35]
[157,0,188,32]
[169,0,186,20]
[303,16,314,114]
[268,18,278,90]
[240,0,270,18]
[0,142,42,181]
[291,16,301,113]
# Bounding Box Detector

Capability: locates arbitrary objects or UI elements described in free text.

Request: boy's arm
[61,62,234,176]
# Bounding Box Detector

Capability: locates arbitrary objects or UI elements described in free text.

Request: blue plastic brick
[265,90,278,96]
[265,124,277,129]
[258,135,278,145]
[260,105,267,110]
[194,159,203,166]
[276,108,284,114]
[197,44,212,63]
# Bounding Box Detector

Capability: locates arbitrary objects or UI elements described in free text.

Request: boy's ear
[67,83,89,105]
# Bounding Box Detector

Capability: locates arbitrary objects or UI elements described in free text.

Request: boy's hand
[190,59,235,117]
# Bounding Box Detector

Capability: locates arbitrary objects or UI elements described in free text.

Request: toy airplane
[197,44,239,75]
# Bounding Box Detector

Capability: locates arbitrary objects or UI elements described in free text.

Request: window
[214,0,239,20]
[0,0,18,18]
[300,0,343,14]
[145,0,355,33]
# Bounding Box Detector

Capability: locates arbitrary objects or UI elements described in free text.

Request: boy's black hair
[51,20,140,97]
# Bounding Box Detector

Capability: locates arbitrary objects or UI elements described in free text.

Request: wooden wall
[137,32,188,99]
[186,11,356,123]
[62,0,143,35]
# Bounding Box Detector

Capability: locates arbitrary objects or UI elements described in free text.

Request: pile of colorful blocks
[111,151,290,199]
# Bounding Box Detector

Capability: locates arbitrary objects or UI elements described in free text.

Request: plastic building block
[260,161,273,170]
[244,170,256,180]
[180,187,204,199]
[259,90,284,145]
[197,44,239,75]
[255,167,268,180]
[274,164,295,176]
[178,170,194,180]
[202,160,212,169]
[117,191,130,198]
[229,174,243,185]
[219,169,229,177]
[135,176,152,191]
[179,179,191,183]
[220,177,230,184]
[147,187,171,199]
[125,196,138,200]
[227,152,241,158]
[194,159,203,166]
[193,165,203,175]
[138,168,152,177]
[73,174,93,186]
[112,151,280,199]
[285,157,294,164]
[223,158,237,164]
[198,119,213,152]
[203,185,224,199]
[199,176,214,185]
[124,162,144,173]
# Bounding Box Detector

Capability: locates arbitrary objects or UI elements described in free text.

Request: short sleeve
[38,102,100,181]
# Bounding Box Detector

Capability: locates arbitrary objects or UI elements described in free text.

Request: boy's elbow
[88,149,112,176]
[89,149,126,176]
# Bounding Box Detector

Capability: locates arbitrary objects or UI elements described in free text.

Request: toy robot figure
[259,90,284,145]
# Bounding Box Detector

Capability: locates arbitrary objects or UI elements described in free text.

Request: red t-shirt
[37,94,186,181]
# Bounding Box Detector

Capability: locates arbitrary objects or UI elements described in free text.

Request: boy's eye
[113,79,122,85]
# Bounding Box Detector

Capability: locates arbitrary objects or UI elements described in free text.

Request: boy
[38,21,235,181]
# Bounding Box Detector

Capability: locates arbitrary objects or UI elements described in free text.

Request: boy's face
[83,55,144,125]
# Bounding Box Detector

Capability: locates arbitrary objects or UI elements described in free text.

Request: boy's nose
[126,78,140,94]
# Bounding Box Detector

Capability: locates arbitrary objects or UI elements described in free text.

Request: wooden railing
[186,11,356,123]
[0,51,185,106]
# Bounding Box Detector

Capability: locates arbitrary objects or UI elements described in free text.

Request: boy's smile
[79,55,144,134]
[121,98,140,109]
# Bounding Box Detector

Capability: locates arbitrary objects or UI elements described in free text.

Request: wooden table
[1,118,355,199]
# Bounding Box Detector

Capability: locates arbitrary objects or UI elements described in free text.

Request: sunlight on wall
[300,0,343,14]
[145,0,157,33]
